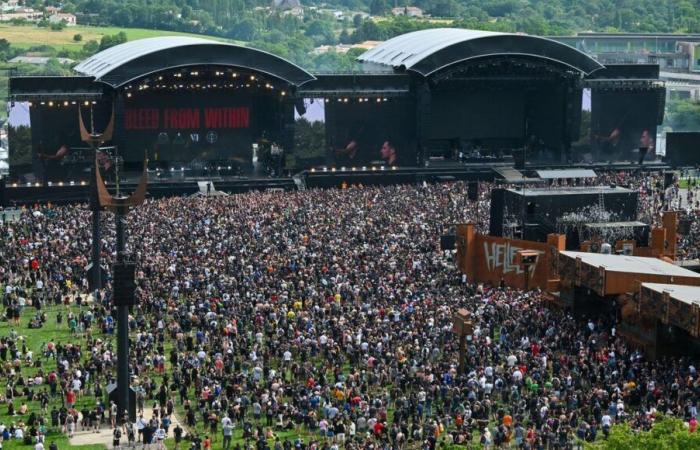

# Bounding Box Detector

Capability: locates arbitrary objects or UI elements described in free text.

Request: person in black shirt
[173,424,183,450]
[112,427,122,448]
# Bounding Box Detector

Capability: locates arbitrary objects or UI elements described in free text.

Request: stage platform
[3,177,297,205]
[2,160,672,205]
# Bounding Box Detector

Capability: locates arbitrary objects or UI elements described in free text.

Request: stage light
[127,93,132,98]
[331,167,336,172]
[40,101,45,105]
[180,167,185,171]
[246,84,250,88]
[362,166,367,170]
[71,101,76,105]
[63,101,68,106]
[343,98,348,103]
[26,182,31,186]
[84,101,89,106]
[391,166,397,170]
[47,182,52,186]
[58,182,63,186]
[11,183,17,187]
[364,98,368,102]
[376,98,381,102]
[325,99,329,103]
[158,76,163,81]
[383,98,387,101]
[170,167,175,172]
[323,167,328,172]
[80,181,86,186]
[191,71,199,76]
[351,167,356,171]
[250,75,256,80]
[380,166,385,170]
[311,168,316,172]
[92,101,96,105]
[217,166,221,170]
[28,102,33,106]
[232,73,238,78]
[227,166,231,170]
[371,167,377,171]
[341,166,346,171]
[281,91,286,96]
[48,101,54,106]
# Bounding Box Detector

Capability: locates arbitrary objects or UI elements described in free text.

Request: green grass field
[0,24,231,52]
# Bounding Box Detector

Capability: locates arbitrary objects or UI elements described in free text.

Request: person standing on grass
[222,414,234,450]
[154,424,166,450]
[173,424,183,450]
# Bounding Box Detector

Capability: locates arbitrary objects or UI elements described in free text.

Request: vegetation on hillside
[6,0,700,72]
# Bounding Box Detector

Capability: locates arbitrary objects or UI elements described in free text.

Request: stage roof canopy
[642,283,700,305]
[560,251,700,278]
[536,169,598,179]
[74,36,315,88]
[358,28,604,77]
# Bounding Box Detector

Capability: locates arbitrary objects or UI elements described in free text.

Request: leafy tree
[73,33,83,42]
[99,32,127,51]
[50,21,67,31]
[8,125,33,166]
[230,18,258,41]
[353,14,363,28]
[663,98,700,132]
[82,40,100,56]
[586,416,700,449]
[370,0,389,16]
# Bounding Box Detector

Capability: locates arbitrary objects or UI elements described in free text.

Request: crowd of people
[0,172,698,449]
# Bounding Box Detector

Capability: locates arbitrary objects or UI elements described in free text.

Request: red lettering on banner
[126,107,248,130]
[163,108,200,129]
[124,108,160,130]
[205,107,249,129]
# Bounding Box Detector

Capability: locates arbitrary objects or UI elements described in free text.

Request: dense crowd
[0,174,698,450]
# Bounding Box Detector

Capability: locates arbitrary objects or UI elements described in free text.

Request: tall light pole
[80,105,147,423]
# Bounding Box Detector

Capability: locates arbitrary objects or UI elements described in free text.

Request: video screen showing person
[328,98,416,167]
[23,102,114,183]
[591,90,659,163]
[293,98,326,168]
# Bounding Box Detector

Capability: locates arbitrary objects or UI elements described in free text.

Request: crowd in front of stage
[0,172,699,450]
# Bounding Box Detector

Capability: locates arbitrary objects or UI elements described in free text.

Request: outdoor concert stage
[6,29,666,193]
[1,160,673,205]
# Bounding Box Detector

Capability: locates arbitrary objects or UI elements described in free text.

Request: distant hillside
[4,1,700,75]
[0,24,230,52]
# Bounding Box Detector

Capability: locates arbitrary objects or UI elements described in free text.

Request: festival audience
[0,174,698,449]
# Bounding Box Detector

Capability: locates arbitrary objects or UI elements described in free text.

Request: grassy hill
[0,24,232,52]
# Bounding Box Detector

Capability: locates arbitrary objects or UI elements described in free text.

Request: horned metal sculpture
[79,106,147,423]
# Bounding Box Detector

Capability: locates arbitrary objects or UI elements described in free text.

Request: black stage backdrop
[119,89,282,170]
[429,90,526,142]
